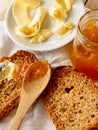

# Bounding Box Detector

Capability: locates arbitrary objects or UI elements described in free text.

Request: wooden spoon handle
[10,108,25,130]
[10,90,33,130]
[10,105,33,130]
[10,85,40,130]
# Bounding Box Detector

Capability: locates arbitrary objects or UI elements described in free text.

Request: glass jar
[70,10,98,81]
[83,0,98,9]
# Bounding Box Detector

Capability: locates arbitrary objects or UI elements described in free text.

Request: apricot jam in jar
[70,10,98,81]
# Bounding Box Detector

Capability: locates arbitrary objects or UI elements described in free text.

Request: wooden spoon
[10,60,51,130]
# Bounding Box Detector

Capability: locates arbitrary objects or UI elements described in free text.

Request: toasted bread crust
[9,50,37,64]
[0,50,38,119]
[42,66,98,130]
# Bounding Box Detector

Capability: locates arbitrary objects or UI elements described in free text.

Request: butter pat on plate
[29,29,53,43]
[12,0,40,28]
[15,6,47,37]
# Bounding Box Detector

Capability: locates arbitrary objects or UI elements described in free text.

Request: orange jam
[13,64,28,80]
[24,61,48,82]
[82,20,98,42]
[70,10,98,81]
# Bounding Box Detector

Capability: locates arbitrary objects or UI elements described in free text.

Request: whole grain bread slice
[0,50,38,119]
[42,66,98,130]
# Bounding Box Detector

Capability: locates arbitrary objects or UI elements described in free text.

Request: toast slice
[42,66,98,130]
[0,50,38,119]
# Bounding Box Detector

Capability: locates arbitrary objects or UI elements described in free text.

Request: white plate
[5,0,85,51]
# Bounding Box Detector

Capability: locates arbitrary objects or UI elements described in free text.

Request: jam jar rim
[78,9,98,45]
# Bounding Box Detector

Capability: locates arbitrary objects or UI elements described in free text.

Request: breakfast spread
[1,0,98,129]
[12,0,74,43]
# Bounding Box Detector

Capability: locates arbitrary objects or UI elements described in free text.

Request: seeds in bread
[42,66,98,130]
[0,50,38,119]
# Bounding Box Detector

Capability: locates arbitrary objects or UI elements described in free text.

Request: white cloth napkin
[0,0,13,20]
[0,19,72,130]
